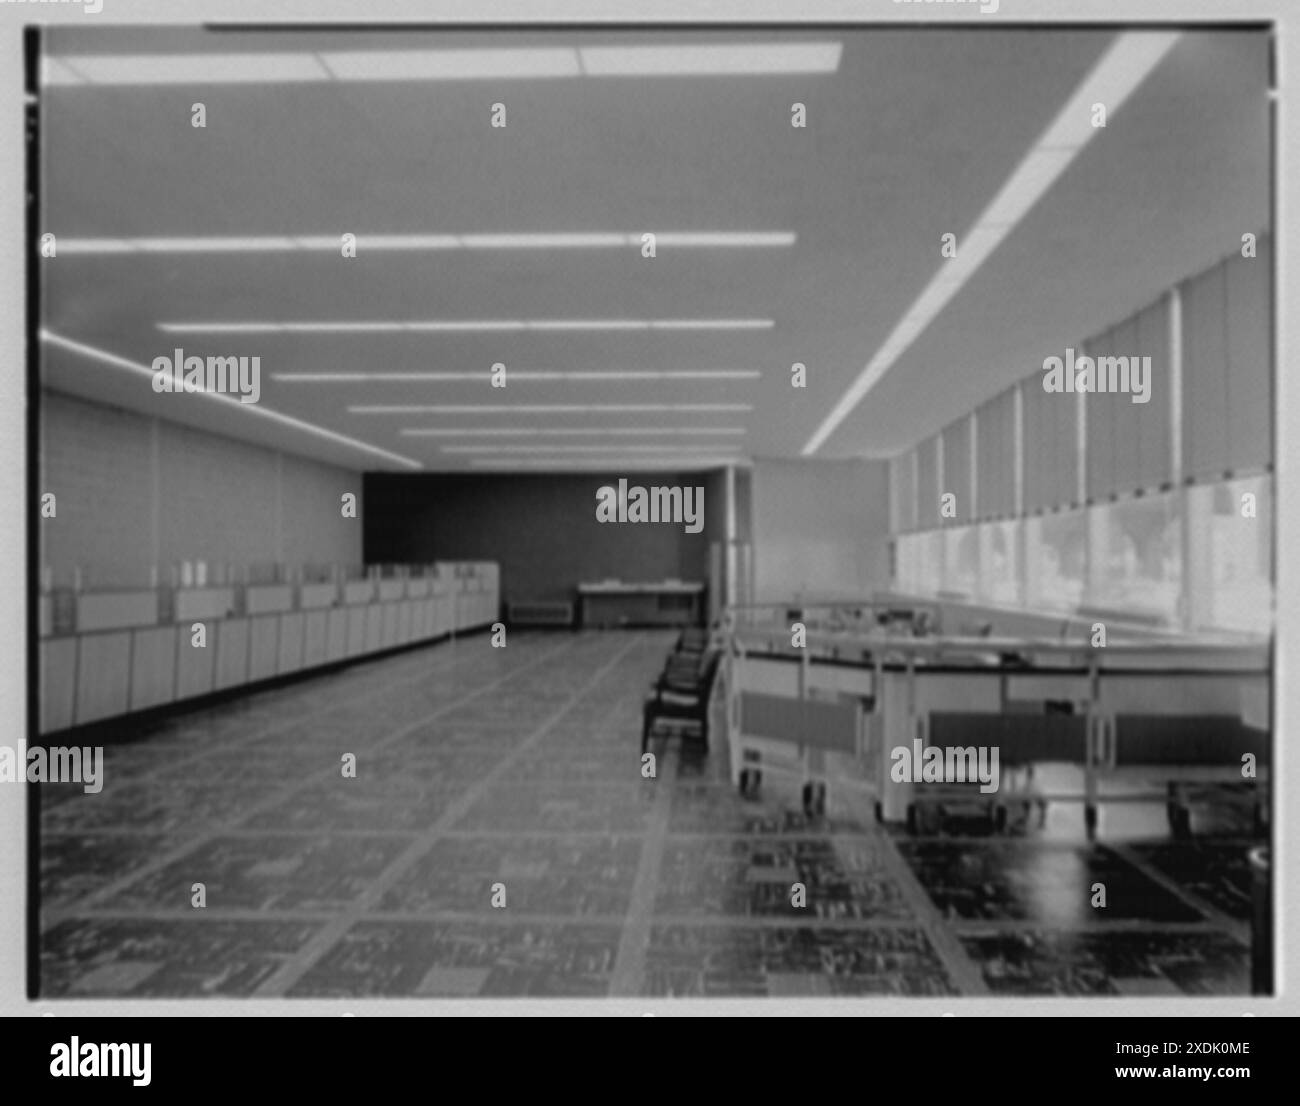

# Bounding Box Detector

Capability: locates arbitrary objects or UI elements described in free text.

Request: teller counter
[39,562,499,735]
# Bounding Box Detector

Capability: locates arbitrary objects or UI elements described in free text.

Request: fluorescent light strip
[56,53,333,85]
[160,319,773,335]
[650,319,773,331]
[40,330,422,470]
[400,427,745,437]
[319,48,582,81]
[275,370,761,383]
[467,457,740,470]
[351,403,753,414]
[44,43,840,87]
[800,31,1181,457]
[441,444,742,454]
[528,370,762,380]
[56,231,794,256]
[276,372,485,383]
[579,42,842,77]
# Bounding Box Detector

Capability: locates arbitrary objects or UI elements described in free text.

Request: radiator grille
[507,601,574,627]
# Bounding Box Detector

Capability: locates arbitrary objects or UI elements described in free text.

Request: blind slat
[1135,296,1172,490]
[941,416,972,524]
[1182,261,1230,480]
[916,436,940,529]
[1085,328,1114,500]
[892,453,917,533]
[1110,316,1141,495]
[1226,235,1271,473]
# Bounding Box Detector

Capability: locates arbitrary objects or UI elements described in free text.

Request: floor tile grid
[40,633,583,929]
[890,834,1253,995]
[625,713,974,997]
[39,631,1260,998]
[1105,842,1251,946]
[256,632,651,996]
[118,633,538,786]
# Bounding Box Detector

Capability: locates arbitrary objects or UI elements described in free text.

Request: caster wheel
[1084,805,1098,841]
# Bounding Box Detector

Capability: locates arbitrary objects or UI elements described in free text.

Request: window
[1024,510,1086,612]
[1188,474,1272,634]
[942,525,979,598]
[1085,490,1181,623]
[977,519,1021,606]
[894,534,919,592]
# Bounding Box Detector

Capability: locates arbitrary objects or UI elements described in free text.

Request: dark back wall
[363,470,726,607]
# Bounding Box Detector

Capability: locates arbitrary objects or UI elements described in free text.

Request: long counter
[39,562,500,734]
[577,579,704,628]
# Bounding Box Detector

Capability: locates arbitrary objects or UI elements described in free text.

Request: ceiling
[38,25,1271,473]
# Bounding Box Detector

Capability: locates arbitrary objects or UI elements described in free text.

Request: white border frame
[1,0,1292,1018]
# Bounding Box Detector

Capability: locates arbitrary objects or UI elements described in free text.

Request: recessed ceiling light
[651,232,797,248]
[40,330,422,469]
[41,58,86,86]
[350,403,753,414]
[467,457,742,470]
[578,42,842,77]
[441,444,743,454]
[43,42,841,87]
[318,48,582,81]
[56,232,794,255]
[272,370,760,383]
[49,53,332,85]
[400,427,746,437]
[160,318,774,334]
[460,232,627,249]
[273,372,486,383]
[650,319,774,331]
[539,370,763,380]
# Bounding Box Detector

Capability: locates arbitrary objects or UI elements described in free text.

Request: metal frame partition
[721,600,1270,839]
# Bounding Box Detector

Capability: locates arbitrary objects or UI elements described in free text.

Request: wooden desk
[577,580,704,628]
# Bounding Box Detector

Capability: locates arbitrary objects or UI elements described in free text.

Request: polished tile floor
[39,630,1258,999]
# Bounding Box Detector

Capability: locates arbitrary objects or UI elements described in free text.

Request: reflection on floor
[39,630,1258,999]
